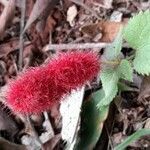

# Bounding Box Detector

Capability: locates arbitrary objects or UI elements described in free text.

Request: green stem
[102,60,121,66]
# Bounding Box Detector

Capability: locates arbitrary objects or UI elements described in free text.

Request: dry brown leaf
[63,0,74,10]
[138,76,150,104]
[0,106,18,134]
[28,14,56,51]
[0,137,28,150]
[25,0,35,17]
[102,0,113,8]
[112,132,123,145]
[67,4,78,27]
[145,118,150,129]
[0,0,16,39]
[46,16,56,32]
[0,60,6,75]
[38,15,56,43]
[0,85,7,103]
[30,114,44,126]
[0,39,19,58]
[23,0,59,32]
[23,0,49,32]
[43,134,61,150]
[81,21,125,42]
[0,39,32,58]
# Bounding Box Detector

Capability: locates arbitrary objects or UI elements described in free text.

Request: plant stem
[19,0,26,71]
[102,60,121,66]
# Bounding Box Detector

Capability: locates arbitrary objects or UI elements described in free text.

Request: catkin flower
[6,51,100,114]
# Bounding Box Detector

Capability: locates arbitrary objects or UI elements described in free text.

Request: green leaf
[118,59,133,81]
[98,69,119,107]
[124,10,150,49]
[123,10,150,75]
[104,27,123,60]
[133,45,150,75]
[118,82,135,92]
[98,60,132,108]
[115,129,150,150]
[74,90,109,150]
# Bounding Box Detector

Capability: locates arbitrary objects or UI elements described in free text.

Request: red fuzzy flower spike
[6,51,100,114]
[47,51,100,92]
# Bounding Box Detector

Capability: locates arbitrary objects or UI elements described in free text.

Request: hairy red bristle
[6,51,100,114]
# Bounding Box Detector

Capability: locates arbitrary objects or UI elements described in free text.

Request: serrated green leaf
[98,69,119,107]
[133,45,150,75]
[100,69,119,97]
[104,27,123,60]
[118,59,133,81]
[98,60,133,108]
[74,90,109,150]
[123,10,150,75]
[124,10,150,49]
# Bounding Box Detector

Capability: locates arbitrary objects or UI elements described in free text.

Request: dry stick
[18,1,44,149]
[44,42,109,51]
[70,0,101,19]
[18,0,26,71]
[44,31,56,136]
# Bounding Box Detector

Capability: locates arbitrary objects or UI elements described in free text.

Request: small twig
[70,0,101,19]
[49,31,52,45]
[19,0,26,71]
[43,42,109,51]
